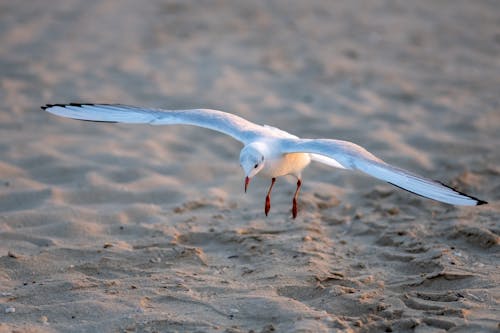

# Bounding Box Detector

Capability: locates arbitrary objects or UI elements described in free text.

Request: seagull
[42,103,487,218]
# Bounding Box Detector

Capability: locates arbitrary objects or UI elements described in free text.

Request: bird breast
[261,152,311,178]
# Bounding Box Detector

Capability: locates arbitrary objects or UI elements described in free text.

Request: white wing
[280,138,486,206]
[309,154,347,169]
[262,124,346,169]
[42,103,270,144]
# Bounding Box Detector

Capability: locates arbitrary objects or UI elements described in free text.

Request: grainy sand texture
[0,1,499,332]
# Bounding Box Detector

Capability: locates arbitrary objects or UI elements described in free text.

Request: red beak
[245,176,250,193]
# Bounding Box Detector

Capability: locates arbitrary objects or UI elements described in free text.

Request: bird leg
[292,179,302,219]
[265,178,276,216]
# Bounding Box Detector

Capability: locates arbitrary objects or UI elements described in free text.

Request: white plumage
[42,103,486,217]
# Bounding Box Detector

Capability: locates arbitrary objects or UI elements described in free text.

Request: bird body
[262,150,311,179]
[42,103,486,217]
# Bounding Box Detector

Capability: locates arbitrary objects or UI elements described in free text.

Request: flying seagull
[42,103,487,218]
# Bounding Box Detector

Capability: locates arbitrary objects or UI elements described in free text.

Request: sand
[0,0,498,332]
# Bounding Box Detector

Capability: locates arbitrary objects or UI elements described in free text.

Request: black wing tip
[41,103,119,123]
[388,180,488,206]
[435,181,487,206]
[41,103,96,110]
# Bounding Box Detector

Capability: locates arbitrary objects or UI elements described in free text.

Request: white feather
[43,103,486,207]
[280,138,483,206]
[43,104,268,144]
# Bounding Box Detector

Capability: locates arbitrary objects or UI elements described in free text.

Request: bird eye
[254,164,258,169]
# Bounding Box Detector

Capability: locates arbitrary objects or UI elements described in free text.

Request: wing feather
[42,103,267,144]
[280,138,486,206]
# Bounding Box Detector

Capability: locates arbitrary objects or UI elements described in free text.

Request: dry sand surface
[0,1,499,332]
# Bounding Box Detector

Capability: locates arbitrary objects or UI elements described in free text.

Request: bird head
[239,144,265,192]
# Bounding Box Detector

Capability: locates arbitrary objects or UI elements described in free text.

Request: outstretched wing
[280,138,486,206]
[42,103,269,144]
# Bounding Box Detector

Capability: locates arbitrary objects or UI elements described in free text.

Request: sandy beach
[0,0,498,332]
